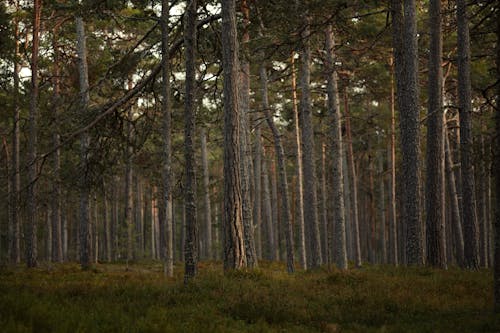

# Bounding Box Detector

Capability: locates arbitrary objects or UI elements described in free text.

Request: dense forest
[0,0,499,327]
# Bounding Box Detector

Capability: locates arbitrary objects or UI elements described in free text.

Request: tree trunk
[184,0,198,283]
[161,0,174,277]
[457,0,479,270]
[299,12,322,268]
[493,6,500,311]
[425,0,446,268]
[221,0,246,270]
[344,89,362,267]
[124,105,134,264]
[392,0,423,265]
[325,25,347,270]
[239,0,257,268]
[262,149,275,261]
[378,151,387,264]
[291,53,306,269]
[254,128,263,259]
[388,57,398,266]
[75,15,91,270]
[201,128,212,259]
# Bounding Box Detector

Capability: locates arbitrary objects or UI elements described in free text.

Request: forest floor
[0,261,498,332]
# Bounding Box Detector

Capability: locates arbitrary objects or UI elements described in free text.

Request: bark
[378,152,387,264]
[392,0,423,265]
[478,131,488,267]
[388,57,398,266]
[344,89,362,267]
[493,6,500,311]
[161,0,174,277]
[425,0,446,268]
[325,25,347,270]
[10,0,21,264]
[457,0,479,269]
[125,107,133,264]
[320,142,329,264]
[299,13,322,268]
[26,0,42,268]
[184,0,198,283]
[239,0,257,268]
[201,129,212,259]
[76,15,91,270]
[262,149,275,261]
[221,0,246,270]
[253,128,263,259]
[291,53,307,269]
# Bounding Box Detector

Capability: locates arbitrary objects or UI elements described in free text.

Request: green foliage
[0,263,498,332]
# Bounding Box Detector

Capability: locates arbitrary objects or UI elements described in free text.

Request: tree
[425,0,446,268]
[184,0,198,283]
[391,0,422,265]
[457,0,479,270]
[221,0,246,270]
[161,0,174,277]
[493,2,500,312]
[325,25,347,270]
[200,128,212,259]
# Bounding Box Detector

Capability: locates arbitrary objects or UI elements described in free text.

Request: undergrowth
[0,261,498,332]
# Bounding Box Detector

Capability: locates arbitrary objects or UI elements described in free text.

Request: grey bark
[221,0,246,270]
[184,0,198,283]
[76,15,91,270]
[457,0,479,269]
[161,0,174,277]
[325,25,347,270]
[425,0,446,268]
[201,129,213,259]
[391,0,423,265]
[299,13,322,268]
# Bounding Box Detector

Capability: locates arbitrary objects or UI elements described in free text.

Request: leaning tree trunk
[76,15,91,270]
[299,12,322,269]
[221,0,246,270]
[239,0,257,268]
[391,0,423,265]
[325,25,347,270]
[425,0,446,269]
[457,0,479,270]
[184,0,198,283]
[161,0,174,277]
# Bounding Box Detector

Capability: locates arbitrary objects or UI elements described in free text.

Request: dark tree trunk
[493,5,500,312]
[201,129,212,259]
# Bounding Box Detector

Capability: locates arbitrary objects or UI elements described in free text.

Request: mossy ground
[0,261,498,332]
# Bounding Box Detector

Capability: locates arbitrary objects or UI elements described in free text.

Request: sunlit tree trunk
[221,0,246,270]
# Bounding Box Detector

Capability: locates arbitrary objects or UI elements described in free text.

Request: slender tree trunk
[262,150,275,261]
[425,0,446,268]
[291,53,306,269]
[103,183,111,262]
[253,128,263,259]
[10,0,21,264]
[392,0,423,265]
[388,57,398,266]
[221,0,246,270]
[124,107,133,264]
[161,0,174,277]
[184,0,198,283]
[239,0,257,268]
[299,12,322,268]
[344,89,362,267]
[478,130,488,267]
[457,0,479,269]
[201,129,212,259]
[26,0,42,268]
[378,151,387,264]
[325,25,347,269]
[76,15,91,270]
[320,142,329,264]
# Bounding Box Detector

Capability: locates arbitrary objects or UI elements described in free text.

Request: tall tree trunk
[320,142,329,264]
[76,15,91,270]
[239,0,257,268]
[344,89,362,267]
[201,128,212,259]
[299,12,322,268]
[291,53,306,269]
[457,0,479,269]
[125,107,133,264]
[262,150,275,261]
[425,0,446,268]
[184,0,198,283]
[26,0,42,268]
[161,0,174,277]
[478,130,489,267]
[103,183,111,262]
[388,57,398,266]
[391,0,423,265]
[221,0,246,270]
[253,128,263,259]
[493,5,500,312]
[10,0,21,264]
[378,151,387,264]
[325,25,347,270]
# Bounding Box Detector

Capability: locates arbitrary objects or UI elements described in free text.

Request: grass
[0,261,498,332]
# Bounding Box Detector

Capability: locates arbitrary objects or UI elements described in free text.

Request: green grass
[0,261,498,332]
